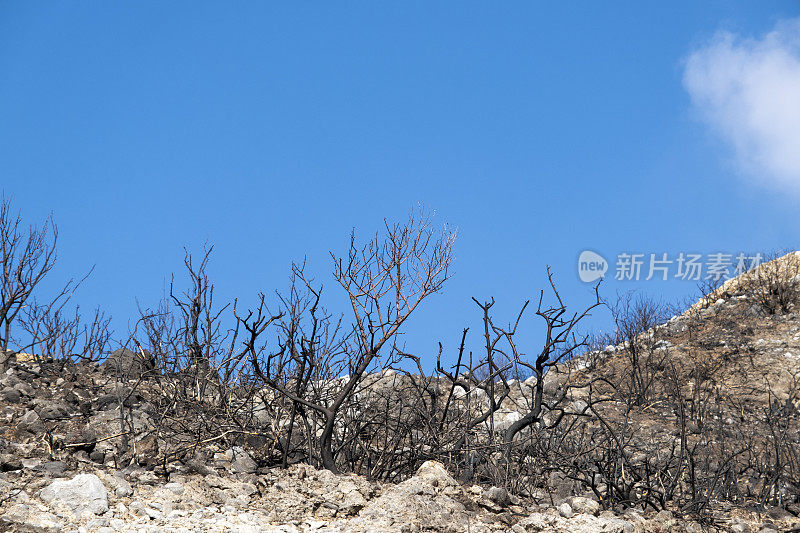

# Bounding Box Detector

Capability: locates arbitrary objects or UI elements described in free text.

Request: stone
[101,348,154,377]
[607,518,635,533]
[185,457,215,476]
[569,399,589,414]
[86,517,109,529]
[21,458,40,469]
[1,386,20,403]
[348,461,472,532]
[128,500,148,517]
[39,473,109,515]
[558,502,573,518]
[108,475,133,497]
[0,453,22,471]
[0,348,14,370]
[729,521,751,533]
[33,399,70,420]
[519,513,558,531]
[485,486,510,507]
[229,446,257,474]
[1,503,63,532]
[96,386,139,410]
[336,481,368,515]
[35,461,68,476]
[654,509,673,521]
[569,496,600,516]
[18,410,45,434]
[15,381,34,397]
[411,460,458,488]
[145,506,164,520]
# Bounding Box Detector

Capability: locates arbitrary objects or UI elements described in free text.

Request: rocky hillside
[2,253,800,532]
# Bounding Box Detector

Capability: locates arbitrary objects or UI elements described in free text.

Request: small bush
[741,251,800,315]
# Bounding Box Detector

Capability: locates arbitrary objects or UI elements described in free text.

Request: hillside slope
[2,254,800,531]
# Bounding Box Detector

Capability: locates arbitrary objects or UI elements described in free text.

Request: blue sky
[1,3,799,362]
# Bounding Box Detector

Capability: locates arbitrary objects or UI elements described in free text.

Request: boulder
[0,453,22,471]
[1,386,21,403]
[107,475,133,497]
[34,462,68,476]
[215,446,258,474]
[17,410,45,435]
[346,461,483,532]
[101,348,154,377]
[485,486,510,507]
[411,460,458,489]
[569,496,600,516]
[39,473,109,515]
[230,446,257,474]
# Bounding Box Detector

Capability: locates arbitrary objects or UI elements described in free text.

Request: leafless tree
[249,263,347,468]
[133,246,283,469]
[425,272,603,489]
[20,303,112,368]
[0,195,90,371]
[434,299,521,474]
[504,269,601,444]
[254,208,455,472]
[606,291,670,406]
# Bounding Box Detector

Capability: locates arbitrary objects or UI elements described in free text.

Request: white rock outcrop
[39,473,109,516]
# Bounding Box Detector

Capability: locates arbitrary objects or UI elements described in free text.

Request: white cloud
[683,18,800,193]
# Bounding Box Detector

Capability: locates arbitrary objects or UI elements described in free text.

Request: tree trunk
[319,413,338,473]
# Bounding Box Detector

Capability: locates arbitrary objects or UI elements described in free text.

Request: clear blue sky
[2,3,799,362]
